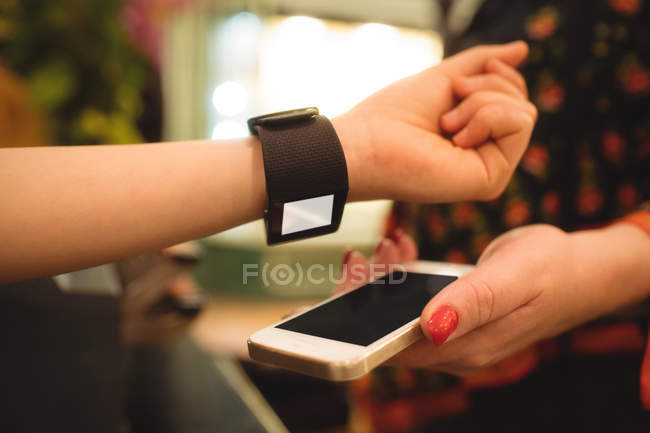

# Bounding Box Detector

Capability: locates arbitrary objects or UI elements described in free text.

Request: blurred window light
[258,15,442,118]
[205,13,442,138]
[215,12,263,71]
[275,16,327,46]
[211,120,248,140]
[353,22,399,44]
[212,81,248,116]
[161,11,442,259]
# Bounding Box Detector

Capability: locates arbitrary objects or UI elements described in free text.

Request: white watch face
[281,194,334,235]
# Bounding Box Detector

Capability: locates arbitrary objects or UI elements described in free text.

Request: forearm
[0,138,266,283]
[569,223,650,316]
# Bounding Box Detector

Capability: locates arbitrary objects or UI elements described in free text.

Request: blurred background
[0,1,445,432]
[4,1,650,432]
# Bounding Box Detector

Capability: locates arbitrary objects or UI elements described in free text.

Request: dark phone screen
[276,271,457,346]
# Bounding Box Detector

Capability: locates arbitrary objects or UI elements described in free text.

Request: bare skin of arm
[0,138,267,283]
[0,42,534,284]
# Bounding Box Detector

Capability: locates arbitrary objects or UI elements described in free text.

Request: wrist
[248,109,351,244]
[331,112,371,202]
[568,224,650,314]
[225,136,267,222]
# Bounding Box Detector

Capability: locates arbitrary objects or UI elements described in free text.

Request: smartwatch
[248,107,348,245]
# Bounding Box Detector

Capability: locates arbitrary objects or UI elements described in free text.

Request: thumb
[439,41,529,77]
[419,263,539,345]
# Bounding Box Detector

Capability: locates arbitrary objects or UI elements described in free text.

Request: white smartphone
[247,260,474,381]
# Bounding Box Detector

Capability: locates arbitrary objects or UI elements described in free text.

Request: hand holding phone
[248,261,474,381]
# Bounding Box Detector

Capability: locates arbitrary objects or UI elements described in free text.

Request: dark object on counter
[242,361,350,432]
[0,278,122,433]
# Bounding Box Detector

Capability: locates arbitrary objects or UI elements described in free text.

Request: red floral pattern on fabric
[536,77,565,112]
[522,143,550,177]
[358,1,650,431]
[525,7,559,40]
[609,0,642,15]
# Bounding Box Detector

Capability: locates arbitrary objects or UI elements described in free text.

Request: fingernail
[342,248,353,266]
[427,306,458,345]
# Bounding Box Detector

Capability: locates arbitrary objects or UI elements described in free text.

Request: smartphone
[247,261,474,381]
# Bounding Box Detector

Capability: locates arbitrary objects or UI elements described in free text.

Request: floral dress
[353,1,650,431]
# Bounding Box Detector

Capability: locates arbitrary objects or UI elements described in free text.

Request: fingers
[333,231,418,295]
[281,305,312,320]
[371,238,401,275]
[441,91,536,137]
[439,91,535,193]
[452,72,525,100]
[419,264,542,346]
[440,41,529,77]
[485,58,528,97]
[435,49,534,200]
[335,250,370,294]
[433,304,542,375]
[441,60,532,138]
[454,104,535,152]
[390,228,418,262]
[370,232,419,277]
[394,300,541,375]
[440,53,536,163]
[450,102,536,157]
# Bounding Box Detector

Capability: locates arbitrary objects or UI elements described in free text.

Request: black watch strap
[255,115,348,202]
[248,108,349,244]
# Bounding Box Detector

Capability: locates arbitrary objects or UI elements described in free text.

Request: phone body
[247,260,474,381]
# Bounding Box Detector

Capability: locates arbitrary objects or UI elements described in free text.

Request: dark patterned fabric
[356,1,650,431]
[393,0,650,264]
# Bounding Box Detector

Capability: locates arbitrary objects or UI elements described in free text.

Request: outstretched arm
[0,42,533,284]
[0,139,269,283]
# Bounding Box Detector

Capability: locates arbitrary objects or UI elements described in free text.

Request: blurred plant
[125,0,200,67]
[0,0,154,145]
[0,64,50,148]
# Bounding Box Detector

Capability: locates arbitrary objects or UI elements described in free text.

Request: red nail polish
[342,248,353,265]
[427,306,458,345]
